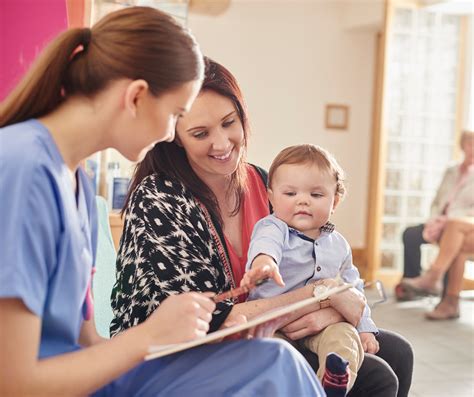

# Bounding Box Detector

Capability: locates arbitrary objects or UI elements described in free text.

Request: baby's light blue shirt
[246,214,378,334]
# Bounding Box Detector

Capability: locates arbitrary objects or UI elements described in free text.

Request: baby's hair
[268,144,346,199]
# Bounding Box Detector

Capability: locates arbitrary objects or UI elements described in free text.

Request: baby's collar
[288,221,336,242]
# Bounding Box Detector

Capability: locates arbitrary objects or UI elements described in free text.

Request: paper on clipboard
[145,283,352,361]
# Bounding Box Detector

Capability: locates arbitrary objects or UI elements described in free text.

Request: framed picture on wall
[325,104,349,130]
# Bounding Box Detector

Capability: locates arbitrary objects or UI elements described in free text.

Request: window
[380,8,464,271]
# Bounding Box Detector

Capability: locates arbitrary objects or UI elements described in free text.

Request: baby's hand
[240,254,285,289]
[360,332,379,354]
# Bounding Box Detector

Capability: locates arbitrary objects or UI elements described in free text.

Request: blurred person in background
[395,130,474,318]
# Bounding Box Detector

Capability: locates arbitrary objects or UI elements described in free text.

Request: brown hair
[124,57,250,226]
[0,6,203,127]
[268,144,346,199]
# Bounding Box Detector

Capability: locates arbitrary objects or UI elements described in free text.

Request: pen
[212,278,269,303]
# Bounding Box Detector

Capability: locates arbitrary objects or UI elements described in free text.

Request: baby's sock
[322,352,349,397]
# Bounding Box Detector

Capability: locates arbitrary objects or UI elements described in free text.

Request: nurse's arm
[79,317,108,346]
[0,292,214,396]
[0,298,148,396]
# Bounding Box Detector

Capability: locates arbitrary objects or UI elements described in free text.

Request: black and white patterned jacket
[110,173,236,337]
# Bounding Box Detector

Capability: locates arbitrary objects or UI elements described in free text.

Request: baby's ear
[267,189,275,207]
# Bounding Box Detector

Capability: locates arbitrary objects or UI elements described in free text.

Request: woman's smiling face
[175,90,245,181]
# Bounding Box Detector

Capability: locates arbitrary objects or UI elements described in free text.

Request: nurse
[0,6,323,396]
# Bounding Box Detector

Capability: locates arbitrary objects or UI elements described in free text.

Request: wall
[0,0,68,100]
[463,16,473,130]
[188,1,378,248]
[341,0,384,31]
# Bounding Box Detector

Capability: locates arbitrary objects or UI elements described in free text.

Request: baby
[245,144,378,397]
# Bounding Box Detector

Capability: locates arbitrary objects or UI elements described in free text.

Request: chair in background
[93,196,117,338]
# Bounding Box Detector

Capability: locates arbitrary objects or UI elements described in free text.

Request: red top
[224,165,270,299]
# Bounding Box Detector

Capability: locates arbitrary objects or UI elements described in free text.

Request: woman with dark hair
[0,8,323,396]
[112,57,414,397]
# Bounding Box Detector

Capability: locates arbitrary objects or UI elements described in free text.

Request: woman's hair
[268,144,346,199]
[124,57,250,226]
[0,6,203,127]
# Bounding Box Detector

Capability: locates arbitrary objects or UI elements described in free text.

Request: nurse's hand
[142,292,215,346]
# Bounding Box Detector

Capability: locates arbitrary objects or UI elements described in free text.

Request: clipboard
[145,282,352,361]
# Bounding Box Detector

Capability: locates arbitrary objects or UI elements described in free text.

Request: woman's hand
[141,292,215,346]
[219,311,290,341]
[360,332,380,354]
[247,314,291,338]
[280,308,344,340]
[240,254,285,289]
[327,286,366,327]
[215,312,248,342]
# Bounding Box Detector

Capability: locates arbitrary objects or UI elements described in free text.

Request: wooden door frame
[365,0,468,282]
[364,0,393,281]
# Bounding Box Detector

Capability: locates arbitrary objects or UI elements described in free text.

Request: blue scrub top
[0,122,325,397]
[0,119,98,358]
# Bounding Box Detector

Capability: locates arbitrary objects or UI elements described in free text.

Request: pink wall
[0,0,68,100]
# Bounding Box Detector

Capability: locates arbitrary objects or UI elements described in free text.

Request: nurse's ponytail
[0,6,203,127]
[0,29,90,127]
